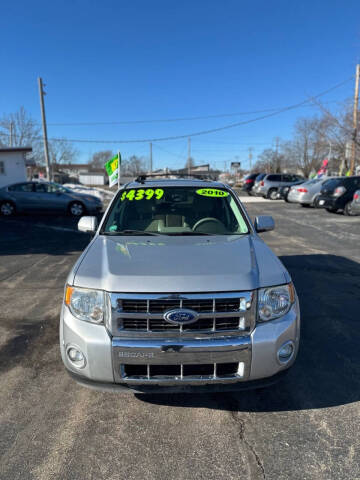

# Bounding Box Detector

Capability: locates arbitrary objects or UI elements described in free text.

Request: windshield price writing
[121,189,164,201]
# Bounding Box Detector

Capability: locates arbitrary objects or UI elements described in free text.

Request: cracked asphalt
[0,197,359,480]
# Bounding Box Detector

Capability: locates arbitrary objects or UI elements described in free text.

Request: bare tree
[254,148,289,173]
[122,155,147,176]
[90,150,114,168]
[0,106,43,162]
[50,138,78,165]
[283,117,330,177]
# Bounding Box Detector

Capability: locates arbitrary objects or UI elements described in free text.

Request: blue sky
[1,0,359,171]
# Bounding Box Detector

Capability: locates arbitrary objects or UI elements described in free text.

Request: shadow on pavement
[0,213,104,256]
[137,254,360,412]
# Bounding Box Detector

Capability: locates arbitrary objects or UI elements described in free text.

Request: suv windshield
[101,186,249,235]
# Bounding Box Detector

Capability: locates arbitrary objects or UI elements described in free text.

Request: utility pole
[187,137,191,176]
[9,122,14,147]
[38,77,51,181]
[248,147,253,171]
[275,137,280,172]
[149,142,153,173]
[350,64,360,175]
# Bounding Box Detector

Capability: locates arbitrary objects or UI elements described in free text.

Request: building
[53,164,107,185]
[78,172,106,186]
[0,147,33,188]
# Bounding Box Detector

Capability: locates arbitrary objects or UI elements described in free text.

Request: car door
[7,182,37,211]
[33,182,68,211]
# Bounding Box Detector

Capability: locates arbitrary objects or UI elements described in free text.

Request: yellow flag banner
[104,153,121,187]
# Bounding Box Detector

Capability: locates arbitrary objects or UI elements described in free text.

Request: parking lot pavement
[0,203,360,480]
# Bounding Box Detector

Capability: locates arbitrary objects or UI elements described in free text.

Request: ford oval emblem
[163,308,199,325]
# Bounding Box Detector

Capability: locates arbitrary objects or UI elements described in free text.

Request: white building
[79,173,106,186]
[0,147,32,188]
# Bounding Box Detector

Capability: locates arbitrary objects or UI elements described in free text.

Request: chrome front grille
[108,292,255,337]
[122,362,242,380]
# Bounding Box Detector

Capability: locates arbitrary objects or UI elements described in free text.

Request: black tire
[326,207,338,213]
[68,201,85,217]
[343,201,354,216]
[267,189,278,200]
[311,195,319,208]
[0,201,16,216]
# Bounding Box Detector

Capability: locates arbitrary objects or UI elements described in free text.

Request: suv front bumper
[60,298,300,391]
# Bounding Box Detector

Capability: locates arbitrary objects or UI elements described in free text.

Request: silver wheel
[1,202,15,216]
[69,202,84,216]
[268,189,278,200]
[344,202,354,216]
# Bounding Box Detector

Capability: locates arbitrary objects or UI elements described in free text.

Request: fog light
[67,346,86,368]
[277,341,294,363]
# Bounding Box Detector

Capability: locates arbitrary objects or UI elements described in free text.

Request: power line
[153,143,186,159]
[1,77,353,145]
[45,100,342,126]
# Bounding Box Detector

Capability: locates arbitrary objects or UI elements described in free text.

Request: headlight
[258,283,295,322]
[65,286,105,324]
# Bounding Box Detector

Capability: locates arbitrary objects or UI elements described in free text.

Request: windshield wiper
[166,232,217,236]
[101,230,161,236]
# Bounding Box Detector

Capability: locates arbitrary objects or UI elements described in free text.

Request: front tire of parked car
[267,189,278,200]
[69,201,85,217]
[343,201,354,216]
[0,201,16,216]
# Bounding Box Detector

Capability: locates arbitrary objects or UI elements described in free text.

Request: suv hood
[72,235,289,293]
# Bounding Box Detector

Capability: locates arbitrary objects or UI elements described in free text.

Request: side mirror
[254,215,275,233]
[78,216,98,234]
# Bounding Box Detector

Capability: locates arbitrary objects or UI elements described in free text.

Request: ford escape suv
[60,178,300,392]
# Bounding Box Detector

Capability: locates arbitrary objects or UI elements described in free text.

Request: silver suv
[60,179,300,392]
[256,174,304,200]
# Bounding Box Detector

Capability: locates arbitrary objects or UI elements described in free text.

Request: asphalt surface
[0,199,360,480]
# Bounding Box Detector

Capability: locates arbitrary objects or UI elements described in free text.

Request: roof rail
[134,173,213,184]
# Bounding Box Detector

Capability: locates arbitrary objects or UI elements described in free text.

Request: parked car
[287,178,330,206]
[256,174,305,200]
[0,181,103,217]
[60,178,300,392]
[251,173,267,196]
[349,189,360,215]
[242,172,260,195]
[276,179,305,202]
[316,176,360,215]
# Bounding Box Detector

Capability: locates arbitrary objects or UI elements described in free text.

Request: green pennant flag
[104,153,121,187]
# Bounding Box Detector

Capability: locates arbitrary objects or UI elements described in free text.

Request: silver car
[257,173,305,199]
[60,178,300,392]
[251,173,267,196]
[287,178,329,207]
[0,181,103,216]
[350,189,360,215]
